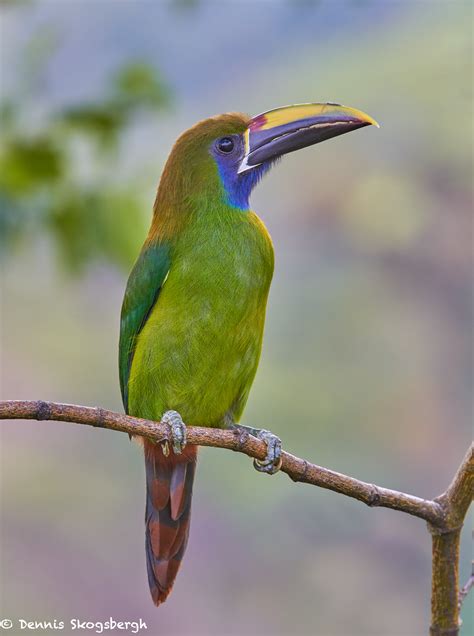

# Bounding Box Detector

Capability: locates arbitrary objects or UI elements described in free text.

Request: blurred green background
[1,1,472,635]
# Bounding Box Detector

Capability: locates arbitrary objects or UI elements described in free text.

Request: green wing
[119,242,170,412]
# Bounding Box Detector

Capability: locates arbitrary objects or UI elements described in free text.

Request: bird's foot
[253,429,282,474]
[161,410,187,455]
[231,424,282,475]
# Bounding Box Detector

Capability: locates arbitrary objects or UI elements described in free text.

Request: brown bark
[428,445,474,635]
[430,529,461,636]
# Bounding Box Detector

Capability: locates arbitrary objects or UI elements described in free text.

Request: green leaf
[112,62,171,112]
[0,137,64,194]
[47,187,148,274]
[59,105,125,149]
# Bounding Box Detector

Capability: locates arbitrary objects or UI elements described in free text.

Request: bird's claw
[161,410,187,455]
[253,429,282,475]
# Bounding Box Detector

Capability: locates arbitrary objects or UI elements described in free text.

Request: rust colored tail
[144,440,197,606]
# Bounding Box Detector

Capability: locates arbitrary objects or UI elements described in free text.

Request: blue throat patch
[217,161,271,210]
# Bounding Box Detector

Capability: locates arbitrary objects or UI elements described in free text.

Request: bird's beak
[238,102,379,174]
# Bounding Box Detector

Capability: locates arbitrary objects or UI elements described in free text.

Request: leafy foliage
[0,31,171,272]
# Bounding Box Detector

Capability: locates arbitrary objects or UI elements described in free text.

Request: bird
[119,102,378,606]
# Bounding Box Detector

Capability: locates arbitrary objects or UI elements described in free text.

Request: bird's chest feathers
[165,211,274,323]
[130,211,273,424]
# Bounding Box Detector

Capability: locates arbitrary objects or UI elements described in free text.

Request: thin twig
[458,562,474,610]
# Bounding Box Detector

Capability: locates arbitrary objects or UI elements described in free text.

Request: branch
[428,445,474,636]
[1,399,472,635]
[0,400,470,531]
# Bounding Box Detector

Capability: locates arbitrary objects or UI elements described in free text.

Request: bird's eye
[217,137,234,154]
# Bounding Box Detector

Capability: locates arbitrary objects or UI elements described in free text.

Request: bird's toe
[161,410,187,454]
[253,429,282,475]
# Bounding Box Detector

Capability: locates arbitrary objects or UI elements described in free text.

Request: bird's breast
[129,210,274,426]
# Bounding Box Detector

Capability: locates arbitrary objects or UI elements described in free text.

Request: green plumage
[127,207,273,426]
[121,113,274,427]
[119,243,170,411]
[119,105,377,606]
[119,113,274,606]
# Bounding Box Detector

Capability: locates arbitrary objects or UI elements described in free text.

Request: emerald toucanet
[119,103,378,606]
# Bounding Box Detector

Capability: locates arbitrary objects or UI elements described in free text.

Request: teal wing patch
[119,242,170,412]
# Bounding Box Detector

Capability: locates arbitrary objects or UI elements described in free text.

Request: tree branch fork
[1,399,472,635]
